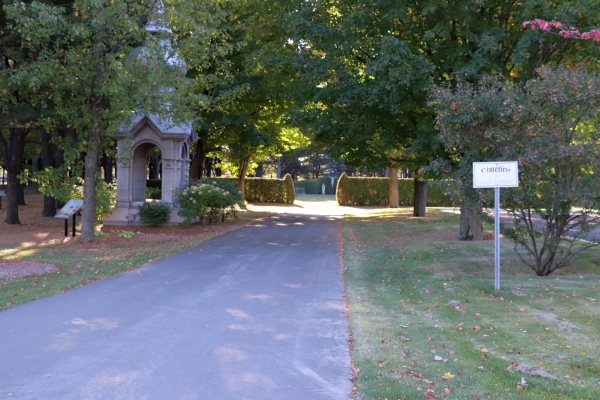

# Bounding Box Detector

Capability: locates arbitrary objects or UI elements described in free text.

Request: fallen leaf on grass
[478,366,487,371]
[517,377,528,390]
[506,362,518,371]
[481,347,489,353]
[443,372,454,379]
[434,355,443,361]
[426,287,432,293]
[473,312,480,316]
[472,324,482,331]
[409,370,423,380]
[444,387,451,394]
[426,336,434,341]
[519,307,526,312]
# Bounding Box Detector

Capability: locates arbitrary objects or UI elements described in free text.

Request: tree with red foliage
[524,19,600,41]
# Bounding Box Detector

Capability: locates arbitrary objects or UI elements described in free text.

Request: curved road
[0,201,351,399]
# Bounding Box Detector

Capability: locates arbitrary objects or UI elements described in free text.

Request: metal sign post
[473,162,519,291]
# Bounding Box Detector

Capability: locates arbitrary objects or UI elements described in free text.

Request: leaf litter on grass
[343,208,600,399]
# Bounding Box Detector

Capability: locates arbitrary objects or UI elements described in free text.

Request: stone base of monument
[102,205,195,226]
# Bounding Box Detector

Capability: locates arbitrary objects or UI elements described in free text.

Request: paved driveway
[0,207,351,399]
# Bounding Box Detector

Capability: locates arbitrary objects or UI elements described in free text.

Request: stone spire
[143,0,186,75]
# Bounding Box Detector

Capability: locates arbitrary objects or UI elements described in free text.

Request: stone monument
[103,6,196,225]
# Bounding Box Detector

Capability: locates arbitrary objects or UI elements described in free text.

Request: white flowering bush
[173,178,242,226]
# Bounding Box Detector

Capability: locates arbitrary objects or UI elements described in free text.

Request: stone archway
[103,114,196,225]
[131,141,160,203]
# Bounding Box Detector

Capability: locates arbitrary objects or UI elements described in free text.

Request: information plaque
[54,199,84,237]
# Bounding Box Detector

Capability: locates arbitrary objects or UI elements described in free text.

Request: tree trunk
[276,157,283,179]
[190,140,206,179]
[413,179,428,217]
[388,166,399,208]
[80,103,102,240]
[1,128,29,224]
[5,172,21,224]
[41,129,57,217]
[238,157,249,201]
[459,196,483,241]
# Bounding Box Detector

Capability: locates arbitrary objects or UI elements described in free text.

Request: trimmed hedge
[336,173,454,206]
[283,174,296,204]
[243,174,295,204]
[294,176,338,194]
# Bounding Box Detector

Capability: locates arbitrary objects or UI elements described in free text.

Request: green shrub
[173,178,242,226]
[137,202,171,226]
[244,176,295,204]
[336,173,350,204]
[337,175,388,205]
[146,179,161,189]
[427,183,454,207]
[95,178,117,221]
[146,186,161,200]
[294,176,338,194]
[283,174,295,204]
[336,174,455,206]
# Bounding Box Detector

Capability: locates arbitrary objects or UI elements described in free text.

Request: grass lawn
[343,208,600,399]
[0,209,268,311]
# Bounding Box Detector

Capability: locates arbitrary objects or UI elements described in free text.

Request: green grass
[0,212,266,311]
[343,208,600,399]
[296,194,337,203]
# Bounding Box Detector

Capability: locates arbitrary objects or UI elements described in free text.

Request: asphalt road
[0,213,351,399]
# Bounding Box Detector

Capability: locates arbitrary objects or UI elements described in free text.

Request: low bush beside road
[343,208,600,399]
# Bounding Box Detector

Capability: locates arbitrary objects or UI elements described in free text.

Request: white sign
[0,190,5,197]
[55,199,84,219]
[473,161,519,188]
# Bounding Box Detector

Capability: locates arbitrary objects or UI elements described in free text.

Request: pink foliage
[523,19,600,42]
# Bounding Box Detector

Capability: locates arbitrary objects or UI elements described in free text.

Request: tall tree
[182,0,307,198]
[285,0,600,221]
[432,67,600,274]
[0,0,48,223]
[6,0,213,239]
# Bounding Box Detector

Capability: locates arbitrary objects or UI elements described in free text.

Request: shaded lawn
[343,208,600,399]
[0,211,268,311]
